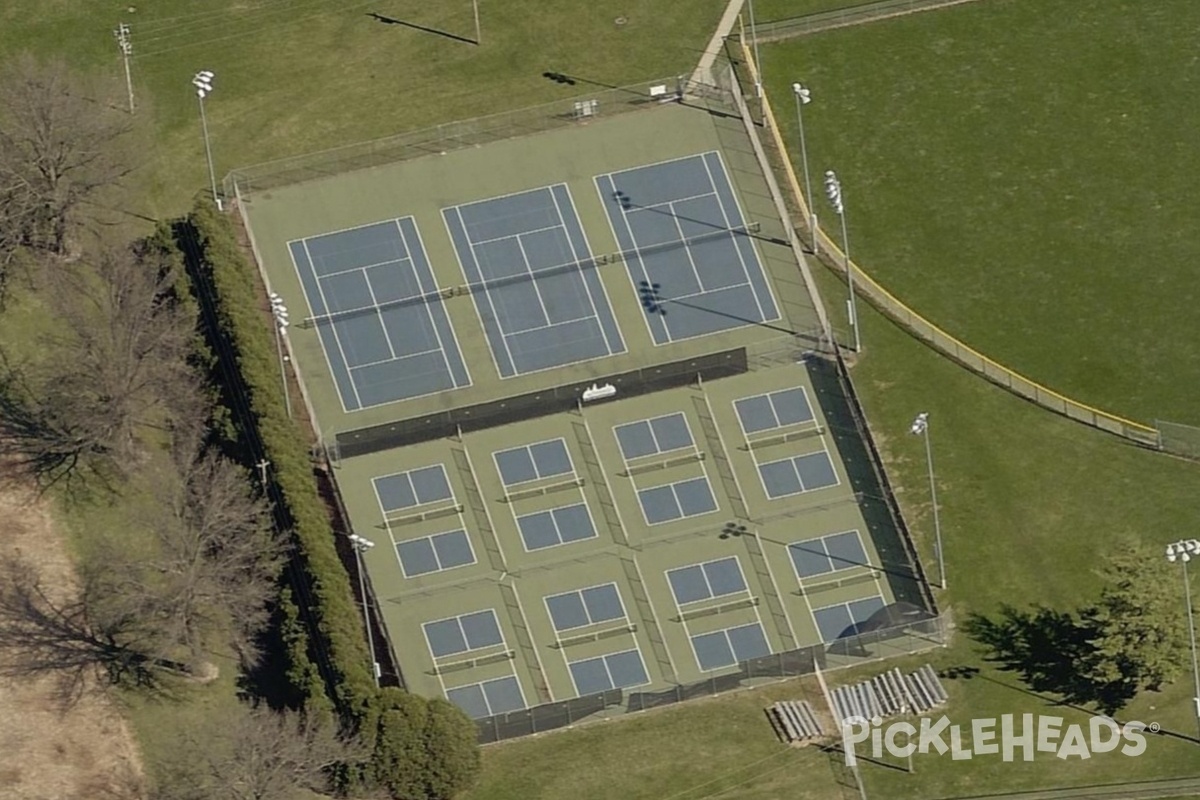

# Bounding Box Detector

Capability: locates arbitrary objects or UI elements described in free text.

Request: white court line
[551,184,627,357]
[492,437,575,491]
[359,264,397,360]
[747,424,843,501]
[547,185,605,342]
[512,234,553,329]
[408,219,473,390]
[303,239,364,410]
[470,222,563,246]
[307,257,410,281]
[348,347,447,371]
[593,173,663,348]
[614,411,700,465]
[698,153,766,322]
[626,187,721,212]
[443,206,510,381]
[422,609,508,662]
[704,151,782,323]
[508,581,553,704]
[543,581,629,634]
[458,441,508,570]
[603,150,716,180]
[577,411,682,680]
[667,200,707,293]
[460,209,521,374]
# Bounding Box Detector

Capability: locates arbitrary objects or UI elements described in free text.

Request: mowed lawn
[467,277,1200,800]
[761,0,1200,424]
[1,0,726,218]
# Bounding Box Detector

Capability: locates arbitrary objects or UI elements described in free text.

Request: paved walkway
[691,0,745,86]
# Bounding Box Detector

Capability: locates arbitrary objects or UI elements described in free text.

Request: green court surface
[239,100,823,437]
[236,95,928,725]
[337,362,911,713]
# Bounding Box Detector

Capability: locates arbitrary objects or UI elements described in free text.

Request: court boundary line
[493,437,576,491]
[289,216,470,412]
[507,581,553,704]
[301,239,363,411]
[695,386,800,647]
[458,440,509,570]
[613,411,700,463]
[393,527,480,580]
[563,646,653,697]
[575,412,683,682]
[542,580,631,635]
[445,204,518,378]
[510,497,601,554]
[733,385,818,439]
[592,173,666,347]
[809,592,888,645]
[445,183,626,380]
[595,151,781,346]
[548,184,626,356]
[405,218,474,392]
[444,670,529,718]
[421,608,509,661]
[784,528,870,584]
[701,151,775,323]
[371,462,456,516]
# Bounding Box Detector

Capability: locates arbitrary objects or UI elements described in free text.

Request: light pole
[747,0,762,97]
[824,169,859,352]
[1166,538,1200,737]
[910,413,945,590]
[191,70,222,211]
[791,83,817,249]
[269,292,292,418]
[349,533,381,686]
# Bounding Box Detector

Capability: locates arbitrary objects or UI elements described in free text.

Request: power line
[134,0,351,43]
[133,0,379,59]
[658,747,797,800]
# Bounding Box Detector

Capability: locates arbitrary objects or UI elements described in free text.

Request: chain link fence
[225,75,738,197]
[752,0,989,43]
[475,612,950,743]
[1156,420,1200,460]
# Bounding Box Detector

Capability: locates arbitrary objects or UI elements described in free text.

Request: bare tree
[0,54,137,264]
[146,446,282,672]
[0,550,174,697]
[154,705,363,800]
[0,242,194,487]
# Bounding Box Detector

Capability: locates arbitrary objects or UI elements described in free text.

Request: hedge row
[185,198,376,724]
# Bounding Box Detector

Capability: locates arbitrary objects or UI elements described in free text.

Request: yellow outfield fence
[737,30,1162,450]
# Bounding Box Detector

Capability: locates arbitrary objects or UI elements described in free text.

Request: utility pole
[114,23,134,113]
[256,459,270,486]
[472,0,481,44]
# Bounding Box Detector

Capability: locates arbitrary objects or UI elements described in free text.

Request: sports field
[236,89,932,722]
[760,0,1200,425]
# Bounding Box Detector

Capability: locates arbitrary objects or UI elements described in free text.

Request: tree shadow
[964,605,1137,714]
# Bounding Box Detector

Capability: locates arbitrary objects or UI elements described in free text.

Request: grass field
[1,0,726,218]
[760,0,1200,425]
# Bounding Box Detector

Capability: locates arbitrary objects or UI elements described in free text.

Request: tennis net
[300,221,761,329]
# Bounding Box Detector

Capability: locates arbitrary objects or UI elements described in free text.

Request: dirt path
[0,483,145,800]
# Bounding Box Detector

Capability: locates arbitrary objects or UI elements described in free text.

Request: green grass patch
[761,0,1200,424]
[2,0,726,218]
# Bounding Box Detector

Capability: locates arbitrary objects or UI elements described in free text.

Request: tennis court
[342,365,910,722]
[596,151,781,345]
[443,184,625,378]
[289,217,470,411]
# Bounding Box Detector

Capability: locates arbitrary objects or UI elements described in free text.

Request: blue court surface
[596,152,780,345]
[289,218,470,411]
[443,185,626,378]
